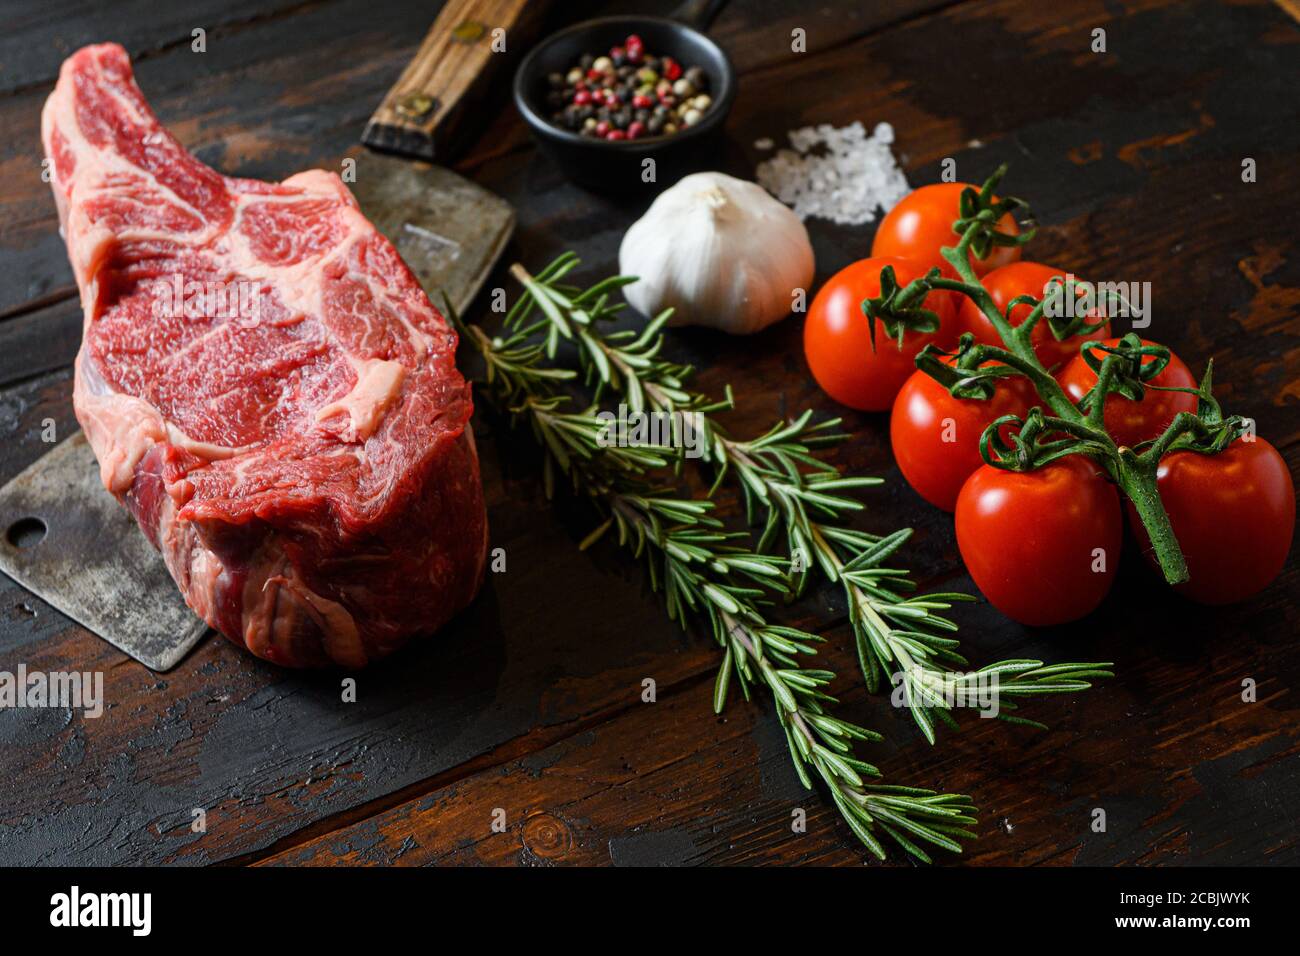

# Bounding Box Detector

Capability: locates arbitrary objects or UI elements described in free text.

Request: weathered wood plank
[0,0,966,319]
[0,0,334,95]
[0,401,730,864]
[0,0,439,317]
[258,0,1299,864]
[258,560,1300,866]
[0,0,1296,868]
[470,0,1300,443]
[0,299,80,388]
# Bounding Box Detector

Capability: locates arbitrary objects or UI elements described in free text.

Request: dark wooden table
[0,0,1296,867]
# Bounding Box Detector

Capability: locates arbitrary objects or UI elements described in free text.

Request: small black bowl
[513,15,736,192]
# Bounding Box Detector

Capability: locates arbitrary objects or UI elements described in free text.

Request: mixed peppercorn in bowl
[513,15,735,189]
[543,33,716,142]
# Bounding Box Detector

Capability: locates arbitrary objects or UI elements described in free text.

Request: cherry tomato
[957,262,1111,370]
[872,182,1020,279]
[804,257,956,411]
[891,360,1038,511]
[1127,437,1295,605]
[1058,338,1197,448]
[956,455,1123,626]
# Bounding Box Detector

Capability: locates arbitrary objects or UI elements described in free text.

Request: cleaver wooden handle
[362,0,541,161]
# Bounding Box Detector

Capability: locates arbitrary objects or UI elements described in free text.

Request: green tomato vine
[862,165,1250,586]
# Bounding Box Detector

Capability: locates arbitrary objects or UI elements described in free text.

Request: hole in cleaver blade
[0,432,207,672]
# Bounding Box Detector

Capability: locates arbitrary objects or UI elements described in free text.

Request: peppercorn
[548,39,714,142]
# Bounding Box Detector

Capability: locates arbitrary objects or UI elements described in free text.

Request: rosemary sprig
[506,257,1113,743]
[718,419,1114,743]
[506,253,731,462]
[448,292,979,862]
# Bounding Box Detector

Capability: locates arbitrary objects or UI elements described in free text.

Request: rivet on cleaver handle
[0,433,207,672]
[362,0,543,160]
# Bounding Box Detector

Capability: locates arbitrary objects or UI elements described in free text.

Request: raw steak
[42,44,488,668]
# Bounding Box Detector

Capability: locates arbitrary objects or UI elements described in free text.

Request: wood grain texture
[362,0,539,159]
[0,0,1297,867]
[0,0,949,316]
[0,0,312,95]
[259,602,1300,867]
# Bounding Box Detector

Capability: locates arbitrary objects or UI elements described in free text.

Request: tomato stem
[865,171,1246,588]
[1117,450,1187,585]
[936,196,1193,586]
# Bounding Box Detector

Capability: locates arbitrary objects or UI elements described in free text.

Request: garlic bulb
[618,172,814,334]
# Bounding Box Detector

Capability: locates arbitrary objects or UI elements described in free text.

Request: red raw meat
[42,44,488,667]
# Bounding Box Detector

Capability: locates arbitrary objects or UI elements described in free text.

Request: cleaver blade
[350,151,514,319]
[0,433,206,672]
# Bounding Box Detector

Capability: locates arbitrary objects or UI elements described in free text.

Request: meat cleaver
[0,1,530,670]
[353,0,545,314]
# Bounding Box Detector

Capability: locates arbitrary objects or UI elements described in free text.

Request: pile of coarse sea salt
[756,121,910,225]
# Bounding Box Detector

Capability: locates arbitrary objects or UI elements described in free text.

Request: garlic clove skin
[619,171,815,335]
